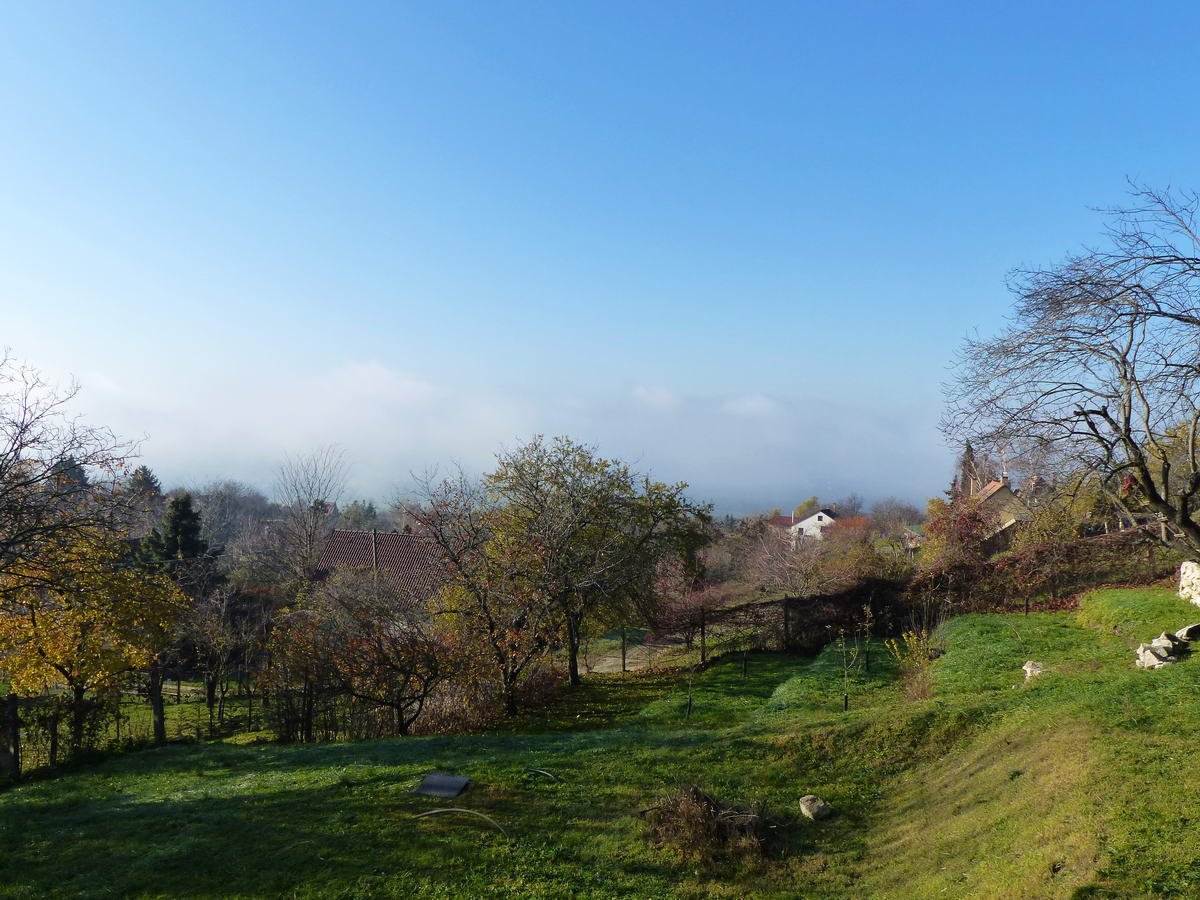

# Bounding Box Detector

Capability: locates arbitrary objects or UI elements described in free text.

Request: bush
[905,527,1181,614]
[884,630,938,700]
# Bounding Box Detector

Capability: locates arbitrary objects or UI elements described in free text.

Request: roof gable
[796,508,838,527]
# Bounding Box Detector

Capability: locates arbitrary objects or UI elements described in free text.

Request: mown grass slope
[3,584,1200,898]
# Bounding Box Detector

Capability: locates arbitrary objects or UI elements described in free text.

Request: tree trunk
[70,685,87,756]
[621,627,627,673]
[503,681,518,717]
[5,694,20,781]
[566,615,583,687]
[148,660,167,745]
[205,677,217,735]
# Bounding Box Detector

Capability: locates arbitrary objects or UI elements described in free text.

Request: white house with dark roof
[766,508,839,546]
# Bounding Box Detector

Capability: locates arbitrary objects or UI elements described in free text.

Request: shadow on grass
[0,722,844,899]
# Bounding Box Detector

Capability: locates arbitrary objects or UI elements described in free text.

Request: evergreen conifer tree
[144,493,208,566]
[127,465,162,497]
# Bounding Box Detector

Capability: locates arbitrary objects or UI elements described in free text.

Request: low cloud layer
[66,360,951,514]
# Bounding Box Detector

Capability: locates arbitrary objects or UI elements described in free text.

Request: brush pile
[640,784,775,864]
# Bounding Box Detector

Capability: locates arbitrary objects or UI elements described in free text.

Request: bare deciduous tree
[273,446,348,586]
[869,497,925,536]
[747,527,840,599]
[944,184,1200,552]
[190,480,274,554]
[0,354,135,606]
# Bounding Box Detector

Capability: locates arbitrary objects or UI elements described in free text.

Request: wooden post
[700,609,707,665]
[621,627,627,673]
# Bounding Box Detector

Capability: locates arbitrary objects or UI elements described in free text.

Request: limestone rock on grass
[1150,633,1187,652]
[1136,643,1179,669]
[799,795,832,821]
[1022,661,1045,681]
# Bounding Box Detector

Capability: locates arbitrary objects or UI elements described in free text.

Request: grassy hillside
[3,584,1200,898]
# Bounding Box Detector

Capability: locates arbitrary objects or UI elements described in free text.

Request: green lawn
[4,584,1200,898]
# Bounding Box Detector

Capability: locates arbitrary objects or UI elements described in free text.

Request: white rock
[799,795,833,820]
[1022,661,1045,681]
[1136,644,1179,669]
[1150,635,1183,652]
[1177,623,1200,642]
[1180,561,1200,606]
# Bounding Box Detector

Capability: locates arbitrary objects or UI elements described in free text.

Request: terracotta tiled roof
[317,529,441,595]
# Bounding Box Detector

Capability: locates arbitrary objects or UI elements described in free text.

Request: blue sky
[3,2,1199,512]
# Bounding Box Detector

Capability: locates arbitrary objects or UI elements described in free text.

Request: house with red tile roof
[316,529,442,596]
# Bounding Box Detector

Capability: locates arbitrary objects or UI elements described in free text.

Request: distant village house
[766,508,839,546]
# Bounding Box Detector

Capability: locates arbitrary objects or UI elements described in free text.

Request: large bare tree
[944,185,1200,551]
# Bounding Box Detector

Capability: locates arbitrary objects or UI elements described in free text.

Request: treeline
[0,360,717,775]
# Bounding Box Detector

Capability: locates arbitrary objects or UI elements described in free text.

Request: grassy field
[3,584,1200,898]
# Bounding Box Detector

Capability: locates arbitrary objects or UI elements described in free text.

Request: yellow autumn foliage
[0,529,185,697]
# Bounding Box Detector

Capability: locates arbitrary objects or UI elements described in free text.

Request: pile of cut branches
[640,784,776,864]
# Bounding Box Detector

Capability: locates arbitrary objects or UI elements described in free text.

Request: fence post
[621,627,627,673]
[699,609,706,665]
